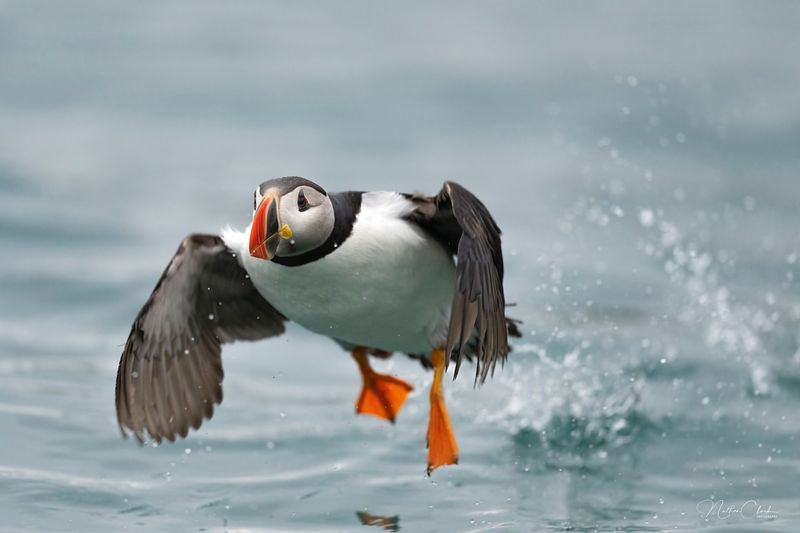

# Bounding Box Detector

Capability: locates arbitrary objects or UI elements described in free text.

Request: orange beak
[249,194,281,260]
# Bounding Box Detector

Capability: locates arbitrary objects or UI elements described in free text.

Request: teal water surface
[2,2,800,531]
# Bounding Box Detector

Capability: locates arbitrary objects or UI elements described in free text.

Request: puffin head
[249,176,334,261]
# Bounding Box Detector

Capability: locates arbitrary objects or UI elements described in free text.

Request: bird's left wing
[115,234,286,443]
[405,182,513,384]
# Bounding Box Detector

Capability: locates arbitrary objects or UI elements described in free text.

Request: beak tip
[248,194,283,261]
[248,239,271,261]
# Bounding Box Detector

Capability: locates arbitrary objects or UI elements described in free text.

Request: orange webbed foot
[426,348,459,475]
[352,348,413,423]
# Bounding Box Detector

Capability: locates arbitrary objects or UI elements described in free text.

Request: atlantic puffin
[115,177,520,473]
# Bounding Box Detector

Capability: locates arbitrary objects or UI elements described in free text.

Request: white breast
[224,192,455,354]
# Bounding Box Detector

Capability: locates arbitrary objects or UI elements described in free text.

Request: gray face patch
[275,185,335,257]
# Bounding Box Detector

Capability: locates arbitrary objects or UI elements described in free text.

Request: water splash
[638,211,777,396]
[479,342,647,469]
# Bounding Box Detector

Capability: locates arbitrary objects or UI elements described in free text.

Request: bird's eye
[297,190,309,212]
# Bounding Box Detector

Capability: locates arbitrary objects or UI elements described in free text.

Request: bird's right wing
[115,234,286,443]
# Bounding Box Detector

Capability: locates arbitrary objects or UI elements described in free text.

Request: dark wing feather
[115,234,286,443]
[406,182,511,384]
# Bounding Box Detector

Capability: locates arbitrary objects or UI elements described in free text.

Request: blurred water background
[1,2,800,531]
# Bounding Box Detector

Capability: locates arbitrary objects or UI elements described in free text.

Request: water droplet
[639,209,654,227]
